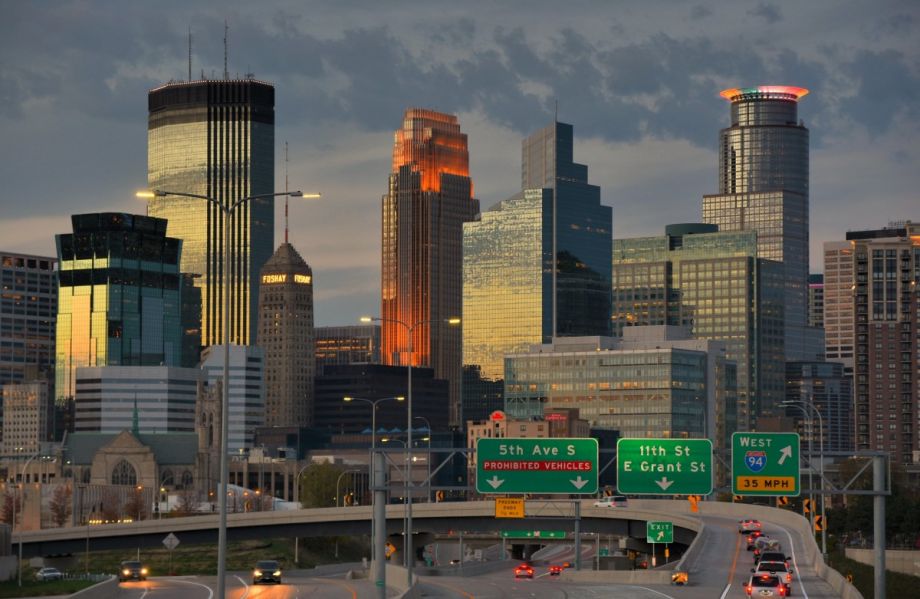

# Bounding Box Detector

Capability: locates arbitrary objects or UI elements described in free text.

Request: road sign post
[476,438,598,494]
[731,432,800,496]
[616,439,713,495]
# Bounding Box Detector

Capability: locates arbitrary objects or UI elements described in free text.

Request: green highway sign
[646,521,673,544]
[616,438,713,495]
[476,438,598,494]
[732,432,800,496]
[501,530,566,539]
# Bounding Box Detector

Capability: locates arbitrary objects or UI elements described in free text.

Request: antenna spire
[284,141,289,244]
[554,98,558,122]
[223,20,229,80]
[188,27,193,81]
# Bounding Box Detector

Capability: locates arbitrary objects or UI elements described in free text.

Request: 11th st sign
[476,438,598,494]
[616,438,713,495]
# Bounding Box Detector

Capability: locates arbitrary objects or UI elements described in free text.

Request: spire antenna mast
[223,20,229,80]
[284,141,290,244]
[188,27,192,81]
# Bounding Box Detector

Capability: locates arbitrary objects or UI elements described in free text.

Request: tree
[174,488,199,516]
[0,490,16,525]
[298,461,345,508]
[49,485,72,527]
[124,488,147,521]
[100,488,121,522]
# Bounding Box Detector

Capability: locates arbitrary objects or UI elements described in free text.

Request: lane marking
[169,578,215,599]
[719,583,731,599]
[139,587,149,599]
[624,585,676,599]
[234,574,250,599]
[776,524,810,599]
[313,577,358,599]
[721,527,742,599]
[423,578,475,598]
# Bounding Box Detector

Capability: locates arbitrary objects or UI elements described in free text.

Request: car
[514,564,534,579]
[754,540,783,564]
[593,495,628,508]
[548,564,562,576]
[253,560,282,584]
[746,530,764,550]
[754,560,794,593]
[739,519,762,534]
[745,573,788,596]
[119,560,148,582]
[759,551,792,567]
[35,567,62,581]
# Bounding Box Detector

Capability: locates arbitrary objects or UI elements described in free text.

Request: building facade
[147,79,275,347]
[381,109,479,429]
[702,86,811,360]
[55,214,190,408]
[315,325,380,373]
[0,252,57,388]
[823,240,856,374]
[808,274,824,328]
[848,222,919,464]
[257,243,315,427]
[612,224,784,430]
[785,361,853,453]
[73,366,201,434]
[201,345,265,452]
[1,380,50,455]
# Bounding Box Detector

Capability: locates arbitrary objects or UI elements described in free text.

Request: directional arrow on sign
[657,531,665,541]
[655,477,674,491]
[571,476,589,490]
[778,446,792,465]
[486,476,505,489]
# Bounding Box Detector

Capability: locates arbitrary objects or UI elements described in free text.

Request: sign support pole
[574,500,581,570]
[373,450,386,599]
[873,455,886,599]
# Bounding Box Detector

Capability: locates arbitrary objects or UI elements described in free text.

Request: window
[181,470,194,489]
[111,460,137,486]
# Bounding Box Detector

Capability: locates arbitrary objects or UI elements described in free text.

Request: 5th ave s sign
[475,438,598,495]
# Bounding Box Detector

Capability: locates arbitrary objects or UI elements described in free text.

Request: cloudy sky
[1,0,917,326]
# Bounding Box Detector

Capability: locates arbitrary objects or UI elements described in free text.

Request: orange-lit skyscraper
[381,109,479,428]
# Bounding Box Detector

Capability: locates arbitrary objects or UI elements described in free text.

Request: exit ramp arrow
[655,477,674,491]
[778,446,793,465]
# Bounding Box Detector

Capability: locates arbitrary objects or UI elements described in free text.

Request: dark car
[746,530,764,550]
[756,550,790,566]
[548,564,562,576]
[253,560,282,584]
[119,560,148,582]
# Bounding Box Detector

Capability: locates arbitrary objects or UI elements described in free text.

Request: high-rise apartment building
[381,109,479,428]
[612,224,785,429]
[823,241,856,373]
[808,274,824,328]
[315,325,380,373]
[54,213,193,407]
[702,86,811,360]
[848,222,919,464]
[201,345,265,452]
[147,79,275,346]
[463,121,612,385]
[785,361,853,453]
[1,381,50,455]
[0,252,57,386]
[257,243,314,428]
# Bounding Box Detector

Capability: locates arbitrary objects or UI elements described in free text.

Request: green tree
[49,484,72,527]
[298,461,344,508]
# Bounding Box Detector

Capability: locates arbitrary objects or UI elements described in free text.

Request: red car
[549,564,562,576]
[514,564,534,579]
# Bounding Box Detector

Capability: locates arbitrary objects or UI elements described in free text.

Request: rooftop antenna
[284,141,289,244]
[223,20,229,80]
[188,27,193,81]
[554,98,558,122]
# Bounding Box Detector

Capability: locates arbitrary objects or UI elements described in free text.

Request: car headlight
[123,569,130,576]
[273,570,281,576]
[254,570,262,576]
[141,568,148,575]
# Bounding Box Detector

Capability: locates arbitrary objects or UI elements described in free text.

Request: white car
[739,519,762,533]
[593,495,628,508]
[35,567,63,581]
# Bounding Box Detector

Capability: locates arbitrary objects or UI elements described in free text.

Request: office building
[257,242,314,427]
[808,274,824,328]
[147,78,275,347]
[0,252,57,386]
[823,241,856,373]
[381,108,479,428]
[463,121,612,386]
[461,365,504,424]
[504,327,737,448]
[73,366,201,434]
[201,345,265,452]
[785,361,853,453]
[1,380,51,455]
[180,273,202,367]
[55,213,192,409]
[702,86,811,360]
[315,325,380,373]
[848,222,919,464]
[612,224,784,429]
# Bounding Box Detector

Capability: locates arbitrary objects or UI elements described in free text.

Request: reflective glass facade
[54,213,187,405]
[703,87,809,360]
[0,252,57,387]
[785,361,853,453]
[612,226,785,429]
[381,109,479,427]
[147,80,275,347]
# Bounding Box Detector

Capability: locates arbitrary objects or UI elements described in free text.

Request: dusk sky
[1,0,917,326]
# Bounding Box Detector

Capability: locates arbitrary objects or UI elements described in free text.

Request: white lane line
[235,574,251,599]
[139,587,149,599]
[170,578,215,599]
[776,524,810,599]
[625,585,677,599]
[719,583,732,599]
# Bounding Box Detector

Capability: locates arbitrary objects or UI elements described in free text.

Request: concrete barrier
[70,575,117,599]
[846,548,920,577]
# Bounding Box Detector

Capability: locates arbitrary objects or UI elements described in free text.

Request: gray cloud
[748,3,783,24]
[689,5,713,20]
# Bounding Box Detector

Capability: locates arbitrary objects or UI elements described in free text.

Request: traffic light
[814,515,824,532]
[803,498,812,514]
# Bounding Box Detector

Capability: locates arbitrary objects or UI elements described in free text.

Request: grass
[827,549,920,599]
[0,578,98,598]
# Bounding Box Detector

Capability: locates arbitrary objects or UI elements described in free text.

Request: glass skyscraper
[463,122,612,386]
[702,86,811,360]
[612,224,785,429]
[0,252,57,386]
[147,79,274,346]
[54,213,188,405]
[381,108,479,428]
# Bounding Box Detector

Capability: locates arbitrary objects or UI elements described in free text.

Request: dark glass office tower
[147,79,275,347]
[0,252,57,386]
[463,121,612,387]
[703,86,810,360]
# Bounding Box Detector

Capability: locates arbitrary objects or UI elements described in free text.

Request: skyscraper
[463,121,612,387]
[147,79,275,346]
[702,86,811,360]
[808,274,824,328]
[381,109,479,428]
[201,345,265,452]
[823,241,855,374]
[257,243,315,428]
[0,252,57,386]
[54,213,192,407]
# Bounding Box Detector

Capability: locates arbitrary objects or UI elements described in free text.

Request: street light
[782,398,826,557]
[136,188,319,599]
[343,396,405,450]
[381,437,410,568]
[15,450,41,587]
[360,315,460,587]
[414,416,432,503]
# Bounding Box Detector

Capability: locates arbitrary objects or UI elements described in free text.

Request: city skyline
[1,0,917,327]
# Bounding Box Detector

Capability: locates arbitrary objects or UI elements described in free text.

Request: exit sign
[616,438,712,495]
[476,438,598,494]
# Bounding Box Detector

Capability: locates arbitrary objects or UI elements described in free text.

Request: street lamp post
[781,402,814,530]
[137,188,319,599]
[361,315,459,588]
[16,450,40,587]
[783,398,826,557]
[414,416,432,503]
[343,396,406,452]
[381,437,410,567]
[336,469,362,507]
